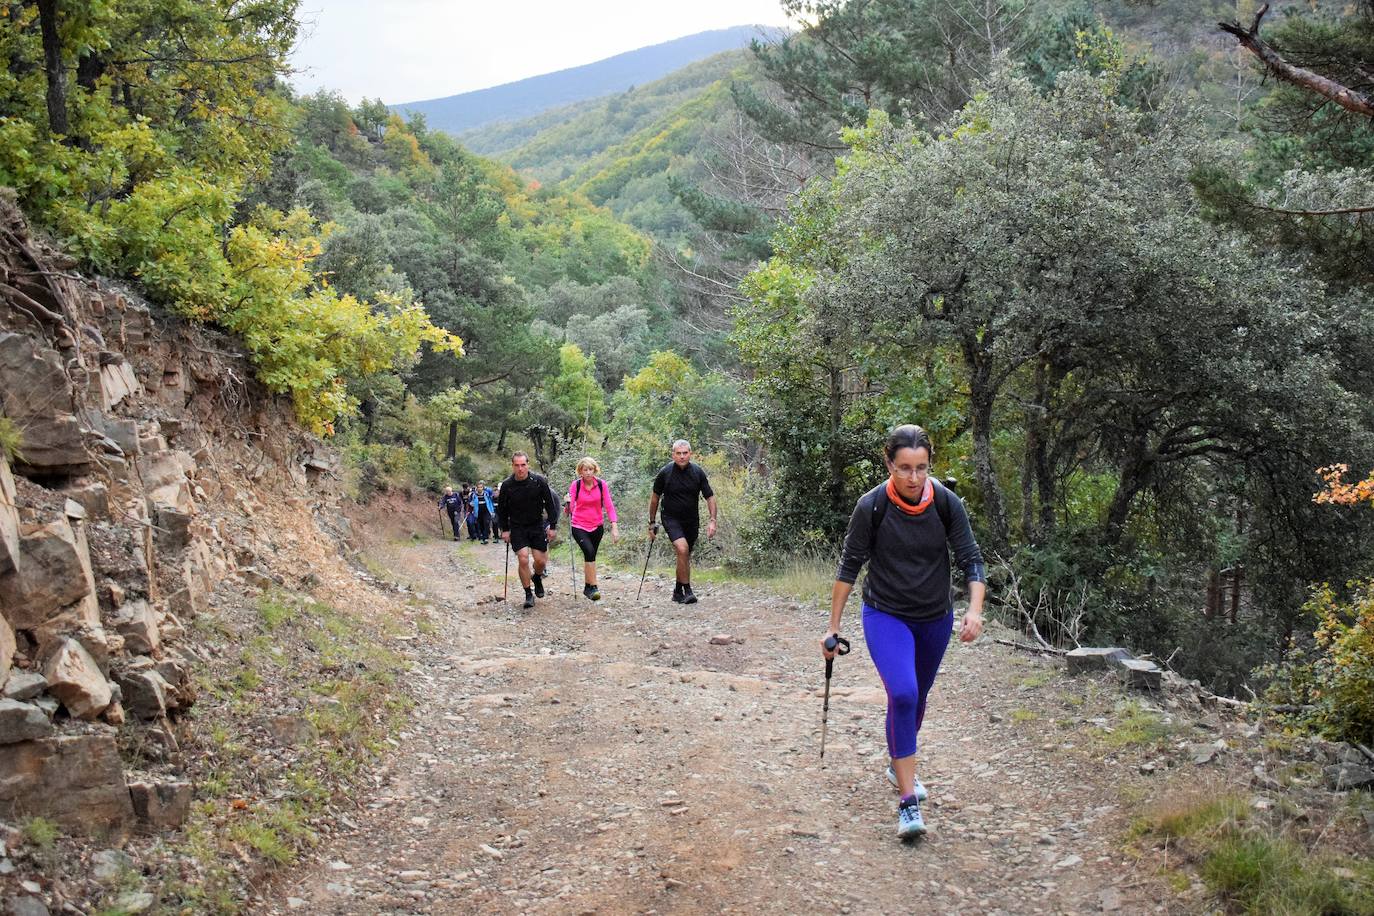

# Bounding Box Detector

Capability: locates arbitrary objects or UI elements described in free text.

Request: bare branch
[1219,4,1374,118]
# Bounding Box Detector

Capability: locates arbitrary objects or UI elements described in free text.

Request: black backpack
[575,477,605,510]
[867,478,959,554]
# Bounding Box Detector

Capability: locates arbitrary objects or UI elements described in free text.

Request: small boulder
[1117,658,1162,691]
[0,734,134,834]
[114,669,169,721]
[0,519,99,631]
[2,671,46,701]
[708,634,735,646]
[1325,763,1374,792]
[41,637,112,720]
[0,699,53,744]
[128,780,191,828]
[1065,647,1131,675]
[91,848,134,883]
[113,600,160,655]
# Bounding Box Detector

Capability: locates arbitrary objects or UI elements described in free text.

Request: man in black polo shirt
[648,439,717,604]
[497,451,560,609]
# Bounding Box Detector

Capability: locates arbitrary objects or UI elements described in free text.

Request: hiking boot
[523,588,535,609]
[885,765,928,802]
[584,583,601,601]
[452,536,459,542]
[897,797,927,839]
[532,574,544,598]
[680,585,698,605]
[672,583,685,603]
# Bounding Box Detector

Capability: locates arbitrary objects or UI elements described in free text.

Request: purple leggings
[862,604,954,760]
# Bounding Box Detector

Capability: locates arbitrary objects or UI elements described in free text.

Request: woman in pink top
[566,456,619,601]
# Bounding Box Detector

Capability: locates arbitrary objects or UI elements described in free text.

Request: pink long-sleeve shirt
[566,477,618,531]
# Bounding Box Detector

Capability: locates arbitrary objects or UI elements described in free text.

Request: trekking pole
[502,540,510,603]
[636,524,659,600]
[819,634,852,759]
[438,506,445,538]
[569,518,577,596]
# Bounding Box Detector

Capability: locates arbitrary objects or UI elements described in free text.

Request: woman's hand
[820,631,840,660]
[611,522,620,542]
[959,607,983,643]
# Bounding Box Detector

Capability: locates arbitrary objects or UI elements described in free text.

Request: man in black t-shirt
[648,439,717,604]
[497,452,560,609]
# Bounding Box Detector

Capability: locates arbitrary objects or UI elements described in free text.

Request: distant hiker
[566,457,620,601]
[439,486,464,541]
[472,480,495,544]
[648,439,716,604]
[460,483,480,540]
[497,452,560,609]
[823,424,986,841]
[491,483,502,539]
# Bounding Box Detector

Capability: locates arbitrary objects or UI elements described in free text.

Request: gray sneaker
[897,797,927,839]
[885,765,928,802]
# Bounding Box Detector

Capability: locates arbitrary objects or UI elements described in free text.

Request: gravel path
[259,539,1179,914]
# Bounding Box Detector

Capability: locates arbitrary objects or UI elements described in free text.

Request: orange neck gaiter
[886,477,934,515]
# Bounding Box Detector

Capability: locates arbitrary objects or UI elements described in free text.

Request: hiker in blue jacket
[471,480,495,544]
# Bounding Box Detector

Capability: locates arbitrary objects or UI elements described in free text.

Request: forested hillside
[393,26,770,135]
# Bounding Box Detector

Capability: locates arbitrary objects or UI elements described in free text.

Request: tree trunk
[1229,565,1243,623]
[37,0,69,137]
[826,367,847,518]
[1104,436,1150,552]
[446,421,457,459]
[959,328,1010,556]
[497,425,508,452]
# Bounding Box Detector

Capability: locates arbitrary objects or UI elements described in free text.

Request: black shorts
[571,525,604,561]
[509,524,549,552]
[661,515,698,551]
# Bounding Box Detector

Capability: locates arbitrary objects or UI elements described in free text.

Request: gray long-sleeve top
[835,482,987,622]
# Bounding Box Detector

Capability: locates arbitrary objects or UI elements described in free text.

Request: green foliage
[21,816,59,849]
[0,0,463,435]
[1264,580,1374,747]
[545,343,606,437]
[609,350,740,473]
[0,415,21,463]
[744,61,1374,684]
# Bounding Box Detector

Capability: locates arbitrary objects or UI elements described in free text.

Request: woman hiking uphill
[822,424,986,840]
[565,457,620,601]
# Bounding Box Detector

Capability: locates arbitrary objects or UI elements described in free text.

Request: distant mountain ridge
[394,25,778,135]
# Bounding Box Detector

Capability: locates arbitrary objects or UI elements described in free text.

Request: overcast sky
[290,1,796,105]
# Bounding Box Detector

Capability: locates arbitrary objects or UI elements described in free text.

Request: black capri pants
[571,525,605,561]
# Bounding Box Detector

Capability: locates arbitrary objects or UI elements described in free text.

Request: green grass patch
[256,593,296,630]
[0,415,22,463]
[1019,670,1056,688]
[1130,792,1374,914]
[1098,700,1173,749]
[1133,794,1248,841]
[21,816,59,849]
[1201,832,1374,915]
[1010,708,1039,723]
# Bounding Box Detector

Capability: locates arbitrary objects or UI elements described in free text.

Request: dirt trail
[258,538,1179,914]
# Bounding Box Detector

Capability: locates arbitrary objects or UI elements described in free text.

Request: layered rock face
[0,196,340,834]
